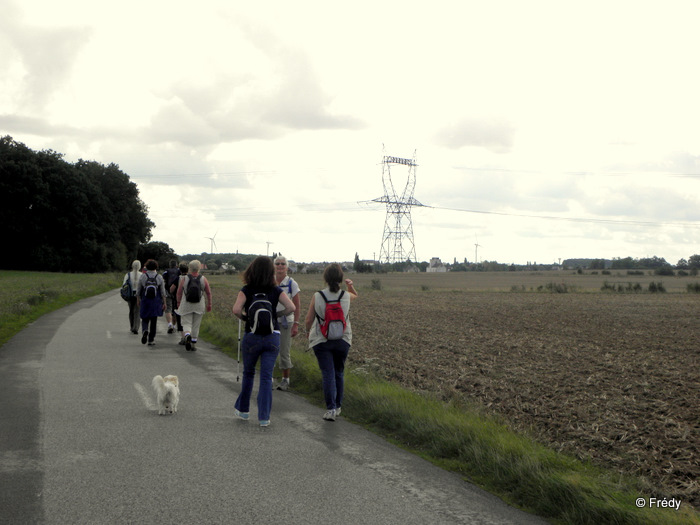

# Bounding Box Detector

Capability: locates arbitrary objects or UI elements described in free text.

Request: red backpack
[316,290,346,340]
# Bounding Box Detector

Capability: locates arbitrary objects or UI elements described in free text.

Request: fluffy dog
[152,375,180,415]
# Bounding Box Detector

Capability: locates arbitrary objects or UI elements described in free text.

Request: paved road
[1,291,546,524]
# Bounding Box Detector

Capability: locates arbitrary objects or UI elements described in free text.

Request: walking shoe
[323,409,336,421]
[141,330,148,344]
[234,410,249,420]
[276,378,289,391]
[185,334,192,351]
[190,343,197,352]
[148,341,156,346]
[167,326,174,334]
[259,420,270,427]
[178,338,186,345]
[335,407,341,417]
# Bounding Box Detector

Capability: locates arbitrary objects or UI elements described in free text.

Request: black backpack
[143,274,159,299]
[247,292,275,335]
[185,275,203,303]
[164,268,180,293]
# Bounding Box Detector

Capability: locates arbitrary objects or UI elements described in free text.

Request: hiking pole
[236,318,242,382]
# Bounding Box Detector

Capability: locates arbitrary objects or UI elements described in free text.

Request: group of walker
[122,254,358,425]
[123,258,211,351]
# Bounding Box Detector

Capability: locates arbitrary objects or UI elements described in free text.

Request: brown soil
[347,291,700,507]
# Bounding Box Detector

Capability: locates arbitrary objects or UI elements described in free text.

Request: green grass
[0,270,123,346]
[2,270,697,524]
[202,311,699,525]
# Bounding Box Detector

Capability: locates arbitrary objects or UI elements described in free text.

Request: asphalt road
[0,291,546,524]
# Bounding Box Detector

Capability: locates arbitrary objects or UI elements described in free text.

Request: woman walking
[232,256,295,427]
[136,259,167,346]
[175,260,212,351]
[305,263,358,421]
[123,259,142,334]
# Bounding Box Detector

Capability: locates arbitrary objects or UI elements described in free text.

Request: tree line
[0,136,154,272]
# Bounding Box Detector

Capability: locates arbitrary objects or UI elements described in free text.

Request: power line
[360,201,700,229]
[149,195,700,230]
[453,166,700,178]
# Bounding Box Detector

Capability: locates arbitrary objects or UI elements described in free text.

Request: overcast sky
[3,1,700,265]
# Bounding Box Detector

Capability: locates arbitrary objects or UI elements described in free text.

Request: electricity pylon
[372,151,424,264]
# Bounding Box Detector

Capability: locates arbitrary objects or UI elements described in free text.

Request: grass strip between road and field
[0,271,123,347]
[201,312,699,525]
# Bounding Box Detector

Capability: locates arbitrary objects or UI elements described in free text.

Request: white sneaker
[323,409,336,421]
[235,410,249,420]
[277,378,289,391]
[335,407,341,417]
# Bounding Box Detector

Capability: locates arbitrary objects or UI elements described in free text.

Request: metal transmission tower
[372,152,425,264]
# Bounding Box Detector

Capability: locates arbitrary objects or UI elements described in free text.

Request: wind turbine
[474,235,482,264]
[266,241,273,256]
[205,231,218,254]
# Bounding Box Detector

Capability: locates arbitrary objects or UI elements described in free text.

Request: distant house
[426,257,447,273]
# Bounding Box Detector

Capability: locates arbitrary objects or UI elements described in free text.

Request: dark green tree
[0,136,154,271]
[353,253,372,273]
[688,255,700,269]
[137,241,177,270]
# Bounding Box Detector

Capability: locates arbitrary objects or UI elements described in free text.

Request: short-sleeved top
[241,285,283,334]
[307,287,352,348]
[275,276,300,323]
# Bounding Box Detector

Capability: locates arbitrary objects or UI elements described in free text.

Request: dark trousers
[128,297,139,333]
[141,317,157,341]
[173,294,183,332]
[313,339,350,411]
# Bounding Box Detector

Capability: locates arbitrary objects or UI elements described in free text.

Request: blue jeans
[235,332,280,422]
[313,339,350,411]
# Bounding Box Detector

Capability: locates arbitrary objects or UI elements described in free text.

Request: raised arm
[345,279,358,299]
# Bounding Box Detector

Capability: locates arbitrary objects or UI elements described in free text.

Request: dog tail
[152,375,164,390]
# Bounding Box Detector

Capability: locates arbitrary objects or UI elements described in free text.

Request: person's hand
[345,279,353,287]
[291,323,299,337]
[206,304,212,312]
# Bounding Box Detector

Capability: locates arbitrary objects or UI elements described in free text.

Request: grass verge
[201,312,699,525]
[0,271,123,347]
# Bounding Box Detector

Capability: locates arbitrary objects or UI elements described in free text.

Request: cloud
[0,5,92,111]
[434,117,515,153]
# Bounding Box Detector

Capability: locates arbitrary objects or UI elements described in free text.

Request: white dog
[152,375,180,415]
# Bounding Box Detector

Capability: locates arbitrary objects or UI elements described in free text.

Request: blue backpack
[120,274,132,301]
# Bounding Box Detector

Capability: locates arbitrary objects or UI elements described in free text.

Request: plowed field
[209,271,700,508]
[347,290,699,508]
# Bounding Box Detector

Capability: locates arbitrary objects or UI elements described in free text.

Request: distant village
[183,250,689,275]
[194,255,584,274]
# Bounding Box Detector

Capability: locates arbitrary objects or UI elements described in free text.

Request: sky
[3,1,700,266]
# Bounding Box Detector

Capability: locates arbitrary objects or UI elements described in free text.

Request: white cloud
[3,0,700,265]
